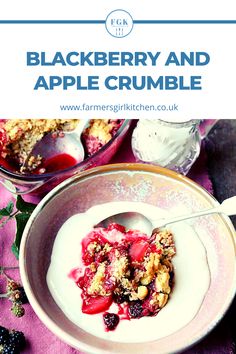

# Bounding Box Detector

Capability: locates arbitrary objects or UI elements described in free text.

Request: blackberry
[103,312,120,331]
[1,343,20,354]
[113,292,129,304]
[9,288,28,305]
[11,303,25,318]
[0,326,9,345]
[8,330,26,350]
[128,301,143,318]
[6,280,20,293]
[8,291,21,304]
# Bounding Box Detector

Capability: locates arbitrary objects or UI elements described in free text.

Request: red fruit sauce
[0,153,77,174]
[35,153,77,174]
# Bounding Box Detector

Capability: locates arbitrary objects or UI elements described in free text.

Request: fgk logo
[105,10,133,38]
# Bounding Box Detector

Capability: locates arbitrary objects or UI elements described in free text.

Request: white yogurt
[47,201,210,343]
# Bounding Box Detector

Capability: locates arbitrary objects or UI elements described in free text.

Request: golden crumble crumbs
[84,119,114,144]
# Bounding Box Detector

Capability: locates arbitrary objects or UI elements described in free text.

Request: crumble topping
[83,119,114,144]
[70,223,176,331]
[82,119,123,157]
[88,263,107,296]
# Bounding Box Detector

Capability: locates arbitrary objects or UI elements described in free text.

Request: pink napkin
[0,130,219,354]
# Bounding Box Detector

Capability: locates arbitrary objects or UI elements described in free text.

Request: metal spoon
[96,196,236,234]
[23,119,89,170]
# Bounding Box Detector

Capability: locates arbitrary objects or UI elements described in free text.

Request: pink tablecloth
[0,128,234,354]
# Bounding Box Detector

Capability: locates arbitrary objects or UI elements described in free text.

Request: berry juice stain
[0,153,77,175]
[37,153,77,174]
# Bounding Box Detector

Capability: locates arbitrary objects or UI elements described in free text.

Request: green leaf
[11,243,19,260]
[0,201,14,220]
[11,212,31,259]
[16,196,36,214]
[6,201,14,214]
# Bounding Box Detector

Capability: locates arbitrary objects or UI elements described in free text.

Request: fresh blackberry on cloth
[11,303,25,318]
[103,312,120,331]
[9,288,28,305]
[0,326,9,345]
[1,343,20,354]
[8,331,25,350]
[6,280,20,293]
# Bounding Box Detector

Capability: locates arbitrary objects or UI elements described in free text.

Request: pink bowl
[19,164,236,354]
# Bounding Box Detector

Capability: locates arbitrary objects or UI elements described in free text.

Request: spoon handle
[157,196,236,228]
[157,207,220,228]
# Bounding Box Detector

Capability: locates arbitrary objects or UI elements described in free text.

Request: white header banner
[0,2,236,119]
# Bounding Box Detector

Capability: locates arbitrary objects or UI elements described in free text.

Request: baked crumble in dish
[69,223,176,331]
[0,119,123,174]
